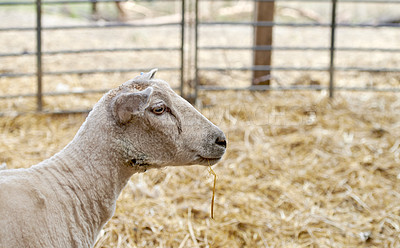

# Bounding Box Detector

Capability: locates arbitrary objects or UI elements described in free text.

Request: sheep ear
[145,68,158,79]
[111,87,154,124]
[134,68,158,81]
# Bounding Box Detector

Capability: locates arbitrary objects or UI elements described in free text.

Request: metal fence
[195,0,400,97]
[1,0,400,114]
[0,0,185,114]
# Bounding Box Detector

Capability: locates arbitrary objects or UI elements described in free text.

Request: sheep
[0,69,227,248]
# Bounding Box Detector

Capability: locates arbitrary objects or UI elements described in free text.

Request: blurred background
[1,0,400,247]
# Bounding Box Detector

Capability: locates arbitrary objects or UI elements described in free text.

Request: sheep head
[108,69,226,169]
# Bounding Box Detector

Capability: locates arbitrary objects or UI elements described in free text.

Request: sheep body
[1,168,93,247]
[0,133,125,247]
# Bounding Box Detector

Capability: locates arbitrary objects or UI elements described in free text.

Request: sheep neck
[34,110,137,244]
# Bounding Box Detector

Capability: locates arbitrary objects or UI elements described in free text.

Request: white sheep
[0,69,226,248]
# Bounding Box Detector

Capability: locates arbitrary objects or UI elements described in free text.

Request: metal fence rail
[0,0,400,114]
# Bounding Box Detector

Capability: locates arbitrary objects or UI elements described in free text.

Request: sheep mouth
[196,155,222,165]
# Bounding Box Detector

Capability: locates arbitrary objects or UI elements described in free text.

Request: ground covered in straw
[1,90,400,247]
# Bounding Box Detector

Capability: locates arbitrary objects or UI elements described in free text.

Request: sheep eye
[152,105,166,115]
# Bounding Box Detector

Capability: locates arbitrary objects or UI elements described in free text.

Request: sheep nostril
[215,136,227,148]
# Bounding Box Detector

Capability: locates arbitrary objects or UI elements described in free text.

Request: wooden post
[253,1,275,85]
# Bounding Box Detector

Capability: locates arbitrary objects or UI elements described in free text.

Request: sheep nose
[215,135,227,148]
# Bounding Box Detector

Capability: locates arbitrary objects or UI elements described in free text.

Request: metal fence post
[36,0,43,111]
[329,0,337,98]
[194,0,199,102]
[180,0,185,97]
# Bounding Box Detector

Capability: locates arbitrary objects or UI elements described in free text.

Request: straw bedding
[1,90,400,247]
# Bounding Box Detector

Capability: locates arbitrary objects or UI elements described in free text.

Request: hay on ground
[1,90,400,247]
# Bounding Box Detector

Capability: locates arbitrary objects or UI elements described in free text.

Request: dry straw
[1,90,400,247]
[208,161,217,220]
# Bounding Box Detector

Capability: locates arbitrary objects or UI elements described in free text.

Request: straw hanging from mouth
[208,160,217,219]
